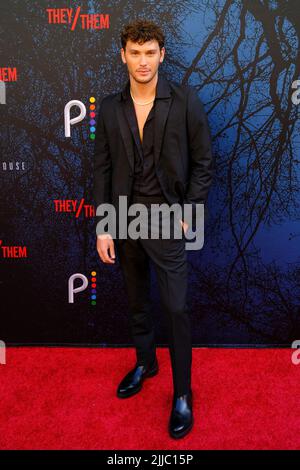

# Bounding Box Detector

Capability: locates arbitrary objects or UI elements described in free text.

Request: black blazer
[93,73,214,234]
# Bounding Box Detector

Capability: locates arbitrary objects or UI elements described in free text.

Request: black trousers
[115,193,192,396]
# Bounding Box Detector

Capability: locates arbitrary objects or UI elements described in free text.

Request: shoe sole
[116,366,159,399]
[168,416,194,439]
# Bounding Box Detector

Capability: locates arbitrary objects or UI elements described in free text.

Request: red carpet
[0,347,299,450]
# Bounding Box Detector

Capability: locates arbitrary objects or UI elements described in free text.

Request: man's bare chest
[133,102,154,143]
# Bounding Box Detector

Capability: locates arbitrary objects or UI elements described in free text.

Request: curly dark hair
[120,19,165,50]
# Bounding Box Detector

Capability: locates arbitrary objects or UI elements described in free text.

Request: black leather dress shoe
[117,357,159,398]
[169,389,193,439]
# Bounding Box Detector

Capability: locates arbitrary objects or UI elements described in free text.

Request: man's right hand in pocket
[97,234,115,264]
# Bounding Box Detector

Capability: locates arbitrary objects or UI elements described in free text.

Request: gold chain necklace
[130,89,155,105]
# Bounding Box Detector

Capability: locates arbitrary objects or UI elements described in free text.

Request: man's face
[121,39,165,83]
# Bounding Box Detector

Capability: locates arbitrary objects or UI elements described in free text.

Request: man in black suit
[93,19,214,439]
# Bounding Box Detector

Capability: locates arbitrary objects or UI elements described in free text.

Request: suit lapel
[115,103,135,173]
[153,98,172,166]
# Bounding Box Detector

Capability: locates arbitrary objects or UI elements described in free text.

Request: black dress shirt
[121,82,164,197]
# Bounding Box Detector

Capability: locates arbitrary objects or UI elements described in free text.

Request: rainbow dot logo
[89,97,96,140]
[90,270,97,305]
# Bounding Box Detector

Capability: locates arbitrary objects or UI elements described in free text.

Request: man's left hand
[180,219,189,235]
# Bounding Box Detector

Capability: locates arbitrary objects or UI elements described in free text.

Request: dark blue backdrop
[1,0,299,346]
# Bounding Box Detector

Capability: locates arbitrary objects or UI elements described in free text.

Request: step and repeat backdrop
[1,0,300,346]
